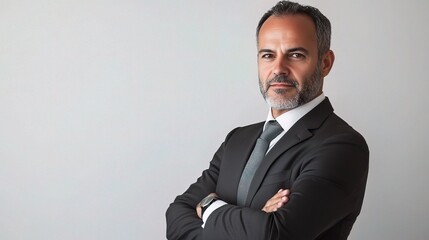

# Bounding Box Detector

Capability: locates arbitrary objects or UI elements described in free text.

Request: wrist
[199,194,218,217]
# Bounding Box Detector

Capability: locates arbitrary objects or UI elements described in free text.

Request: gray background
[1,0,428,239]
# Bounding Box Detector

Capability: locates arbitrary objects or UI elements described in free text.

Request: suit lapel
[222,122,264,204]
[244,126,312,206]
[244,98,334,206]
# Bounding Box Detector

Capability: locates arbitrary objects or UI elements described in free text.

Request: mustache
[267,75,298,88]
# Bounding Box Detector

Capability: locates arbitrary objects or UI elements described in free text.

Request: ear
[321,50,335,78]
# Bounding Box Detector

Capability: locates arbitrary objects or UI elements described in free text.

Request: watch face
[200,195,216,207]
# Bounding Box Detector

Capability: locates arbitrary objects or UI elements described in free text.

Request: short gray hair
[256,1,331,58]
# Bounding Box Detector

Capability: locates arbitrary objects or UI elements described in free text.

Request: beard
[259,63,323,110]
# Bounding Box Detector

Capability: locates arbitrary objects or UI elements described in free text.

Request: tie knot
[260,120,283,142]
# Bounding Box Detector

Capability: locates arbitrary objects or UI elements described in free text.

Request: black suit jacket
[166,98,369,240]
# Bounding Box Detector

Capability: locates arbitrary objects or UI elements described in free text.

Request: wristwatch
[199,194,218,216]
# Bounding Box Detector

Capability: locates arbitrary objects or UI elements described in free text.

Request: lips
[270,83,294,88]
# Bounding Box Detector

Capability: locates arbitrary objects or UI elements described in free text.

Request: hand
[262,189,290,213]
[196,193,218,219]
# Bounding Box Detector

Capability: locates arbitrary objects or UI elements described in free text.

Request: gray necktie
[237,120,284,206]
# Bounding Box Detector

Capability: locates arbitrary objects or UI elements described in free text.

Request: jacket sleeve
[202,132,369,240]
[165,128,238,240]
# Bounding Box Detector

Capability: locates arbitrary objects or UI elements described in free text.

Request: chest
[216,141,311,209]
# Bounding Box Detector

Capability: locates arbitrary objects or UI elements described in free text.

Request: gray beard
[259,64,323,110]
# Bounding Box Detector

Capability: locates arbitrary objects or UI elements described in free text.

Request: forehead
[258,14,317,48]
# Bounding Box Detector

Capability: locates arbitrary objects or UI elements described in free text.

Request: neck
[271,108,289,118]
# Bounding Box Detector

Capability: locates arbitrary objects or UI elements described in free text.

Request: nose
[272,56,289,76]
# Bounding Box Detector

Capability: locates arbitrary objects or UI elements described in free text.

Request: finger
[262,189,291,212]
[262,205,277,213]
[270,190,289,203]
[278,189,289,196]
[264,198,288,212]
[270,190,288,202]
[262,200,279,212]
[270,195,289,208]
[277,196,288,207]
[270,189,288,202]
[265,192,288,207]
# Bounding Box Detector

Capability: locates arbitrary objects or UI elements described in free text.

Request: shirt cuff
[201,200,227,228]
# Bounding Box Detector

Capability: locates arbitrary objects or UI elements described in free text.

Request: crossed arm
[166,138,285,239]
[166,129,369,240]
[196,189,290,219]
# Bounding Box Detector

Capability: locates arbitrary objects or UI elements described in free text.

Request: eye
[261,53,274,59]
[289,52,305,59]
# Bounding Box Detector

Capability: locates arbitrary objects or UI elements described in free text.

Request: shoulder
[319,113,368,149]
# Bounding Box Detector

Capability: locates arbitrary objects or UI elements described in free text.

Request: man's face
[257,15,324,111]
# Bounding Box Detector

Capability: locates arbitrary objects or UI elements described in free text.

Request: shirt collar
[264,93,325,133]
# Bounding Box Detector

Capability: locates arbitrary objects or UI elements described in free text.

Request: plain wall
[1,0,428,239]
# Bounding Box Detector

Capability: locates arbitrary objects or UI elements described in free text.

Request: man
[166,1,369,239]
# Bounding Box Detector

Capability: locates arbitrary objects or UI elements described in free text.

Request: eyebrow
[258,49,275,55]
[287,47,309,54]
[258,47,309,55]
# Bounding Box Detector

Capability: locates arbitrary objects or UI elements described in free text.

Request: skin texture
[257,15,334,118]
